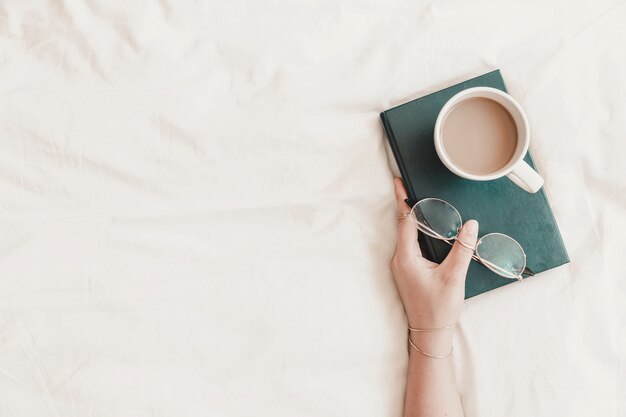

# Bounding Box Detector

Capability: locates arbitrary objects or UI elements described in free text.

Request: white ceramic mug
[434,87,544,193]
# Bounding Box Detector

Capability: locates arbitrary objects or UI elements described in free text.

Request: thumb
[440,220,479,281]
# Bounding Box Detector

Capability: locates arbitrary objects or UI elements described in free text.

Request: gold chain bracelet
[408,334,453,359]
[408,320,458,332]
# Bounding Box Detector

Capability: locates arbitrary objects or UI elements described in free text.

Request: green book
[380,70,569,298]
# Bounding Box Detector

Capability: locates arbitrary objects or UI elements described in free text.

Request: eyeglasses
[405,198,534,280]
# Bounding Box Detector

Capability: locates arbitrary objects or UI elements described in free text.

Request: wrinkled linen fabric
[0,1,625,416]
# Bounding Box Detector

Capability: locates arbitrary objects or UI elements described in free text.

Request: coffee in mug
[434,87,544,193]
[442,98,518,176]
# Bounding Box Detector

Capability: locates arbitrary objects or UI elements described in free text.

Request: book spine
[380,112,438,262]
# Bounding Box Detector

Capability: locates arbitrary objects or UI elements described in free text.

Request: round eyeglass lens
[410,198,462,240]
[475,233,526,279]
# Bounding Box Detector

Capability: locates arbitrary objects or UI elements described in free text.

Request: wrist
[407,310,460,331]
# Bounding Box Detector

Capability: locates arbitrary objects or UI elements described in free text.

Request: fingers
[393,177,420,257]
[440,220,479,281]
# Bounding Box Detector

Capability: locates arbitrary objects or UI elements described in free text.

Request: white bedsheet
[1,1,625,416]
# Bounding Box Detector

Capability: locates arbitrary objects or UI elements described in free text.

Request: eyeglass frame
[405,197,535,280]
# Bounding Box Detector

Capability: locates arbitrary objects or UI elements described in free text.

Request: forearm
[403,331,464,417]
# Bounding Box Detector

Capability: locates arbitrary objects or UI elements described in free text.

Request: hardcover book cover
[380,70,569,298]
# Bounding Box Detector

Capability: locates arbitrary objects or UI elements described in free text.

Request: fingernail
[464,220,478,236]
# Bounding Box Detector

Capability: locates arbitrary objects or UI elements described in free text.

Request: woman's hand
[392,177,470,417]
[390,177,478,331]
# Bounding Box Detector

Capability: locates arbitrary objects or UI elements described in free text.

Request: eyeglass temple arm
[440,237,534,278]
[440,239,534,277]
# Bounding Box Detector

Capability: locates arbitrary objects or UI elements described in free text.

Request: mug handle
[506,160,544,193]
